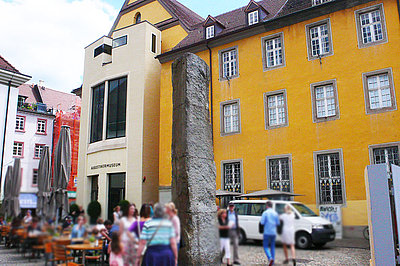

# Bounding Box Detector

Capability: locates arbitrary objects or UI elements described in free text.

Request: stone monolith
[171,52,220,265]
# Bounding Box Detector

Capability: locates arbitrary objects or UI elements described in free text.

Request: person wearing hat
[23,210,33,224]
[227,203,240,265]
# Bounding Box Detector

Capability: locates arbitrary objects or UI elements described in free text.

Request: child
[109,232,124,266]
[218,209,232,266]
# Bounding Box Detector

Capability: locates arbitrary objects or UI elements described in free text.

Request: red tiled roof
[18,84,81,112]
[0,55,20,74]
[160,0,204,30]
[173,0,288,50]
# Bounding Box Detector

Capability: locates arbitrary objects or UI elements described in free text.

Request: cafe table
[66,243,103,265]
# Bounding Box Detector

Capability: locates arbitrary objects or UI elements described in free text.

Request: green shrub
[69,203,79,215]
[87,201,101,224]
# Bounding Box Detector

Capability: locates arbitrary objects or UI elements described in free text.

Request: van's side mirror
[295,214,300,219]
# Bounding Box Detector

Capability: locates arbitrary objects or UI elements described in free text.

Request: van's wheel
[238,229,247,245]
[296,232,312,249]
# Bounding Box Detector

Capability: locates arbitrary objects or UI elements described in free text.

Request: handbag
[277,219,284,235]
[139,220,163,264]
[258,222,264,234]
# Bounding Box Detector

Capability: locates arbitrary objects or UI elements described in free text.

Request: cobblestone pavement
[0,238,370,265]
[240,238,371,265]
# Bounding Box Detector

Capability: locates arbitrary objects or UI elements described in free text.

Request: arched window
[135,12,141,24]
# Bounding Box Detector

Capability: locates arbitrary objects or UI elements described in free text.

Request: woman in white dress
[280,205,296,265]
[119,204,137,266]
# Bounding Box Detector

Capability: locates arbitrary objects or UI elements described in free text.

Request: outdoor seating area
[0,223,106,265]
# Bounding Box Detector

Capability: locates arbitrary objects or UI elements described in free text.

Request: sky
[0,0,249,93]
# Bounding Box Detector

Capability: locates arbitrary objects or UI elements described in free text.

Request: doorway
[108,173,126,221]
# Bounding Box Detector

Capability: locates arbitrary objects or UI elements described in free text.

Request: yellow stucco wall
[116,1,173,30]
[158,0,400,226]
[161,25,188,53]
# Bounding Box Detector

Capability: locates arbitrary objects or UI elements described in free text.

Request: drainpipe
[0,77,14,199]
[398,0,400,22]
[206,44,214,142]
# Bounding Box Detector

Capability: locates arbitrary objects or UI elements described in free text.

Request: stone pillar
[171,53,219,265]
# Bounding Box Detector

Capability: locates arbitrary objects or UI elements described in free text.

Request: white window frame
[248,10,259,25]
[220,99,241,136]
[37,119,47,134]
[305,19,333,60]
[266,154,293,193]
[312,0,332,6]
[313,149,346,206]
[355,4,387,48]
[362,68,396,114]
[310,79,340,123]
[34,144,45,159]
[369,142,400,176]
[206,25,215,39]
[221,159,244,193]
[219,46,239,80]
[264,89,288,130]
[261,32,285,71]
[13,142,24,157]
[15,115,25,131]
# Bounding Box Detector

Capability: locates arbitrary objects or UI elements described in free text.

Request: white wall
[13,111,54,193]
[0,83,18,199]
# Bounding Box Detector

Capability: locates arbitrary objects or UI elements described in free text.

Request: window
[94,44,112,57]
[306,19,333,59]
[13,142,23,157]
[249,203,265,216]
[262,33,285,70]
[220,100,240,135]
[135,12,141,24]
[36,119,47,134]
[151,33,157,53]
[314,150,345,205]
[17,96,26,107]
[234,204,249,215]
[267,156,292,192]
[15,116,25,132]
[370,143,400,177]
[311,80,340,122]
[363,68,396,114]
[222,161,242,193]
[90,83,105,143]
[248,10,259,25]
[107,77,127,139]
[32,169,38,186]
[34,144,45,159]
[206,25,215,39]
[264,90,288,129]
[112,35,127,48]
[219,46,239,80]
[355,4,387,48]
[312,0,332,6]
[91,175,99,202]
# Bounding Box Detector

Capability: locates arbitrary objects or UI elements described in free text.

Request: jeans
[263,234,276,261]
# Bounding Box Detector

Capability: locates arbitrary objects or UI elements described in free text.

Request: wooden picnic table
[66,243,103,265]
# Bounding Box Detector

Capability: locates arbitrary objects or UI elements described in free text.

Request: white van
[230,199,335,249]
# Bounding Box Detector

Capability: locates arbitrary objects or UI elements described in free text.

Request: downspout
[206,44,214,142]
[0,77,14,199]
[398,0,400,22]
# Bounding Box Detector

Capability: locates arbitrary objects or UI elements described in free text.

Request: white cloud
[0,0,118,92]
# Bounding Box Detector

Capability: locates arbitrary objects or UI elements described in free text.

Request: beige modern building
[76,21,162,220]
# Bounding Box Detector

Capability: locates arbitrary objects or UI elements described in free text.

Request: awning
[239,189,303,198]
[19,193,37,209]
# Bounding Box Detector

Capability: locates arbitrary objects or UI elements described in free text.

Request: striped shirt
[140,218,175,246]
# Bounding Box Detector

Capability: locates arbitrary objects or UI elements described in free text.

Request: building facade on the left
[0,55,31,201]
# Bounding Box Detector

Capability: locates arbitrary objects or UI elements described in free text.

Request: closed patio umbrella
[37,146,51,219]
[9,158,21,217]
[1,166,13,217]
[52,126,71,220]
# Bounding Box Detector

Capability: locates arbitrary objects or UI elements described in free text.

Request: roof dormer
[244,0,269,26]
[203,15,225,40]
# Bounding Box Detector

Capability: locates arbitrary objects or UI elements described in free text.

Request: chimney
[39,80,45,88]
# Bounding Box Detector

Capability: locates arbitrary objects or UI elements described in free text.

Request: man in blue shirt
[260,201,280,266]
[227,203,240,265]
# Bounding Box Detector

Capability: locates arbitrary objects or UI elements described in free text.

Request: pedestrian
[110,232,124,266]
[23,210,33,224]
[0,216,7,226]
[280,205,296,265]
[113,206,121,225]
[129,204,151,239]
[260,201,280,266]
[135,203,178,266]
[95,218,106,237]
[165,202,181,249]
[119,203,137,266]
[71,215,87,242]
[227,203,240,265]
[218,209,232,266]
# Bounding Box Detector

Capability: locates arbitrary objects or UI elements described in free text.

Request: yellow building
[78,0,399,235]
[156,0,400,235]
